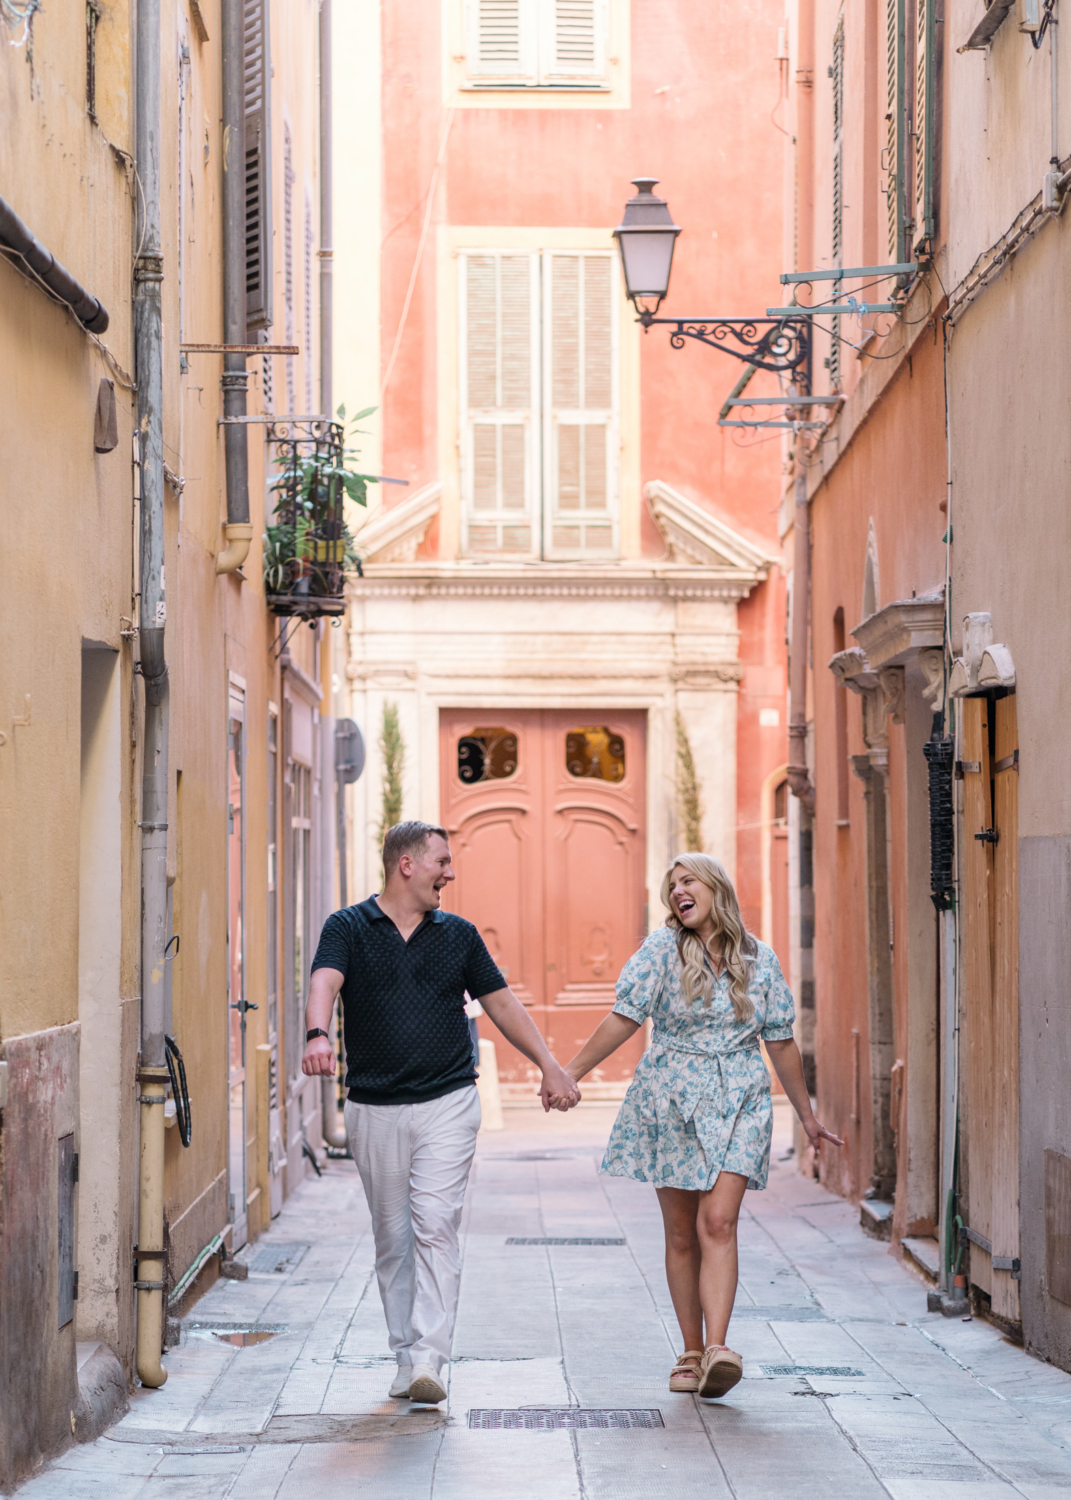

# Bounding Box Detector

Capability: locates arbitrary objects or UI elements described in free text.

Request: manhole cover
[242,1242,309,1274]
[468,1409,664,1430]
[506,1237,625,1246]
[760,1365,865,1378]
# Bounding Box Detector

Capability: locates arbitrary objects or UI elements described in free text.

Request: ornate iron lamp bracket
[636,312,811,380]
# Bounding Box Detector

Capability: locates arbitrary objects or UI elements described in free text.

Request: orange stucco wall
[809,331,947,1205]
[373,0,789,929]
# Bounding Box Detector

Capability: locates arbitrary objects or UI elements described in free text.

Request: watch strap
[305,1027,330,1043]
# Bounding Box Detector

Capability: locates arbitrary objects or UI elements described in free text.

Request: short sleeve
[612,932,669,1023]
[311,911,353,977]
[463,927,507,1000]
[759,947,796,1041]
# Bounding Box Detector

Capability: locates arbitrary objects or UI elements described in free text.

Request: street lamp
[612,178,681,316]
[612,179,811,383]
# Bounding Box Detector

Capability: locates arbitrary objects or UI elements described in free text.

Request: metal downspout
[319,0,333,419]
[134,0,169,1390]
[216,0,252,575]
[787,470,816,811]
[318,1,348,1152]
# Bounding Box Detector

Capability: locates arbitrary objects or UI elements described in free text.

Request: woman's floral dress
[601,925,796,1192]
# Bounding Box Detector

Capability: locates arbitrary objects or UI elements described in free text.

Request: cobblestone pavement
[18,1101,1071,1499]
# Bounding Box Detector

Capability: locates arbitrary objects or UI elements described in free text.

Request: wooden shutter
[460,251,540,555]
[914,0,937,249]
[539,0,608,85]
[544,252,617,557]
[830,16,845,388]
[466,0,538,85]
[884,0,908,263]
[244,0,273,331]
[990,696,1020,1322]
[961,696,994,1295]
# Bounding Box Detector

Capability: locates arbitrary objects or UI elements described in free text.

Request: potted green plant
[263,405,378,606]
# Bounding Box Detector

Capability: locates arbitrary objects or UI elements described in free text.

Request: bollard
[477,1037,504,1131]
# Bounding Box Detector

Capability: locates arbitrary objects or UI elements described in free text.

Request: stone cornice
[850,591,945,670]
[644,479,777,578]
[349,563,758,603]
[354,482,441,564]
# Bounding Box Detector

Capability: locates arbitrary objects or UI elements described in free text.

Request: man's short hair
[382,820,449,880]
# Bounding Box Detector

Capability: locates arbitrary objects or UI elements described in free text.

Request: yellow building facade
[0,0,340,1483]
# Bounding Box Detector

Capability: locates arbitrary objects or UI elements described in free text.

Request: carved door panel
[542,711,648,1083]
[440,710,546,1084]
[440,708,647,1089]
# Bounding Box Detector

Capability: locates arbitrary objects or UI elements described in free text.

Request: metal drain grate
[242,1242,309,1274]
[468,1408,664,1430]
[506,1237,625,1246]
[760,1365,865,1378]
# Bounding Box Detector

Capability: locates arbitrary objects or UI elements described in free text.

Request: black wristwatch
[306,1027,330,1043]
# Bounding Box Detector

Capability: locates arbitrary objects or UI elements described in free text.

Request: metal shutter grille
[463,252,535,553]
[244,0,272,331]
[547,252,614,555]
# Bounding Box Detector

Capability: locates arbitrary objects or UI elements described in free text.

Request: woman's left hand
[803,1116,844,1150]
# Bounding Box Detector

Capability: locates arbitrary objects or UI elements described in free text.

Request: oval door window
[458,728,519,783]
[565,727,626,782]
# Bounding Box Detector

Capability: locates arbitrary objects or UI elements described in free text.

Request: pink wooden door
[440,709,647,1088]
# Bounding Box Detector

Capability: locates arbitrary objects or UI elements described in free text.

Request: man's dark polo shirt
[310,896,505,1105]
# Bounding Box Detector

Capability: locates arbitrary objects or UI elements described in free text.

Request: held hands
[301,1036,337,1078]
[541,1060,582,1114]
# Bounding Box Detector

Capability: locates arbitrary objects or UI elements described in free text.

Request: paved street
[19,1101,1071,1499]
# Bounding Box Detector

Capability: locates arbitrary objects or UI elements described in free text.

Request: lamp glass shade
[612,178,682,306]
[617,230,678,300]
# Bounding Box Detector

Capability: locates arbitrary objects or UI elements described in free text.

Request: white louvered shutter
[244,0,273,331]
[539,0,607,85]
[460,252,540,555]
[465,0,538,85]
[543,251,617,557]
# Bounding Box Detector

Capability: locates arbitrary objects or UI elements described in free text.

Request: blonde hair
[660,854,756,1021]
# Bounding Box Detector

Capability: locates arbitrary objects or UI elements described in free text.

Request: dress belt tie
[645,1037,762,1122]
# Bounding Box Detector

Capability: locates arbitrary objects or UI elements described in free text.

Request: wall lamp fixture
[613,178,811,382]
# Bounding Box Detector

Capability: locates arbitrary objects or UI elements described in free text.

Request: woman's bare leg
[696,1171,750,1346]
[655,1187,703,1353]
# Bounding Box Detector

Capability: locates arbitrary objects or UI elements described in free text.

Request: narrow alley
[21,1103,1071,1500]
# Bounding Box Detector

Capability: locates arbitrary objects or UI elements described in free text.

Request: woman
[562,854,842,1400]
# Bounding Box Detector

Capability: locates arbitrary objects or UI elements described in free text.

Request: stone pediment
[850,591,944,669]
[644,480,776,581]
[354,482,441,564]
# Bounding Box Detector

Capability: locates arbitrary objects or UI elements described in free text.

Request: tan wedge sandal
[669,1350,703,1392]
[697,1344,744,1399]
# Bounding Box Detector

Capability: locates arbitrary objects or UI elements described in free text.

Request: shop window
[458,727,520,782]
[565,726,625,781]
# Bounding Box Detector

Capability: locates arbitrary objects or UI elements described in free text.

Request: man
[302,820,580,1405]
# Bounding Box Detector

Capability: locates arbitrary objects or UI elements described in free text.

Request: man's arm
[478,986,581,1112]
[301,967,344,1077]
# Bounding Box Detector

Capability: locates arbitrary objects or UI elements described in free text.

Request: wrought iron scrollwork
[638,313,811,381]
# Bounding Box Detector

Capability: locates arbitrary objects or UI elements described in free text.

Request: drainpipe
[317,0,348,1153]
[216,0,253,575]
[787,469,816,811]
[134,0,169,1391]
[319,0,333,419]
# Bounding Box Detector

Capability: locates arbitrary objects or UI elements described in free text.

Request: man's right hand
[301,1036,337,1077]
[540,1061,581,1113]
